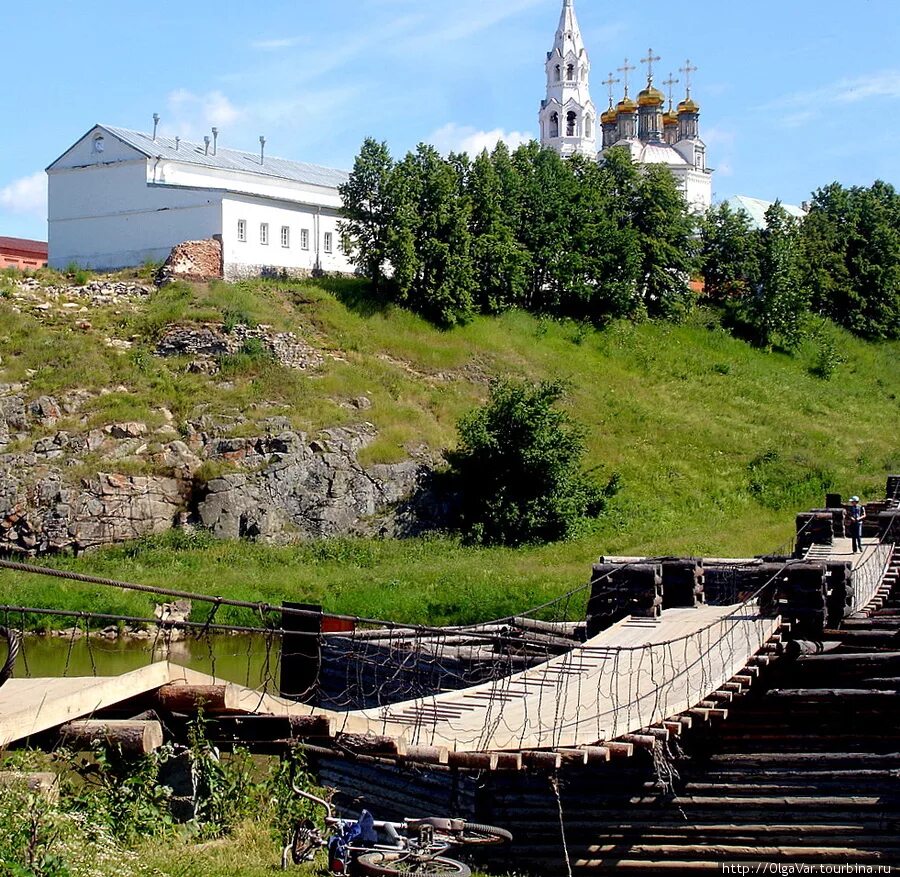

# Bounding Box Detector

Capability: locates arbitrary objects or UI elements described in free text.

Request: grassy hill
[1,268,898,626]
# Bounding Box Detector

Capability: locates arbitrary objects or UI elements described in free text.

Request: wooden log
[797,651,900,667]
[556,748,589,765]
[663,721,683,736]
[767,688,900,701]
[620,733,656,750]
[643,726,670,741]
[59,720,163,756]
[492,752,523,770]
[338,734,407,757]
[446,751,499,770]
[521,751,562,770]
[604,741,634,758]
[211,715,336,741]
[0,771,59,803]
[582,745,611,763]
[401,746,449,765]
[153,683,242,713]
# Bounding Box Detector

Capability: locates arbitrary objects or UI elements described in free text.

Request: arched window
[554,64,561,82]
[566,111,577,137]
[584,115,593,139]
[567,63,575,81]
[550,112,559,138]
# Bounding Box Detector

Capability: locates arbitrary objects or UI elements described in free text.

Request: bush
[445,379,619,546]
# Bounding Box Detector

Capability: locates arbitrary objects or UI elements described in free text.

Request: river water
[14,633,279,691]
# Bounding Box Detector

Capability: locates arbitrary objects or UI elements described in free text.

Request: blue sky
[2,0,899,240]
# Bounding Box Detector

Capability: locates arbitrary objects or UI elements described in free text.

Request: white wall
[49,161,223,269]
[221,194,353,278]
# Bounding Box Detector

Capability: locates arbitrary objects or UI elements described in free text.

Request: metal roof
[0,237,48,256]
[101,126,350,190]
[726,195,807,230]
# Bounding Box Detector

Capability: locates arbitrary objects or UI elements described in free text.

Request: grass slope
[1,272,898,627]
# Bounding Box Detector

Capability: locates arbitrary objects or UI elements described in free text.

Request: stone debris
[156,239,223,285]
[156,323,323,371]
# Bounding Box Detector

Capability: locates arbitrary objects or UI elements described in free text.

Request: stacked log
[661,560,705,609]
[887,475,900,501]
[878,510,900,542]
[587,564,662,636]
[809,508,846,539]
[777,563,827,636]
[795,512,834,554]
[825,561,854,628]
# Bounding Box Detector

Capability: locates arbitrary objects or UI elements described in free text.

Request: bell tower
[539,0,597,158]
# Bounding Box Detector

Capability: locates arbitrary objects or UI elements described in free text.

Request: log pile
[586,564,662,636]
[661,559,705,609]
[795,512,833,553]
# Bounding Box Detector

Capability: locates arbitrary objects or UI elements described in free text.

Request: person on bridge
[847,496,866,553]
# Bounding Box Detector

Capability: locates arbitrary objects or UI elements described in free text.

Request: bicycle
[283,781,512,876]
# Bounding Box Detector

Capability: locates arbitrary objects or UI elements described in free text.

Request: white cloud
[429,123,533,156]
[250,36,306,51]
[163,89,244,140]
[0,172,47,219]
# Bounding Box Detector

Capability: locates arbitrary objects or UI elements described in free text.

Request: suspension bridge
[0,479,898,871]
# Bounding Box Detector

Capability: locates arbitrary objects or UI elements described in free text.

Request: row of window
[236,220,337,253]
[547,110,593,139]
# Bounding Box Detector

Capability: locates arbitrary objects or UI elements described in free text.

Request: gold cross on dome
[680,60,699,97]
[641,48,661,84]
[602,72,621,105]
[617,59,636,96]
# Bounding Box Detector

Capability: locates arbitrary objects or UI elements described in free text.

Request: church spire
[539,0,597,158]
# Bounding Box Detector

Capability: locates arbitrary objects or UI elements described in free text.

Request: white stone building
[539,0,713,212]
[47,125,354,278]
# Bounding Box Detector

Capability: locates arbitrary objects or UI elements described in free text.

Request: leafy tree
[467,150,529,313]
[747,202,809,349]
[338,138,395,288]
[445,380,618,546]
[699,202,759,300]
[387,144,476,326]
[802,182,900,340]
[631,164,699,319]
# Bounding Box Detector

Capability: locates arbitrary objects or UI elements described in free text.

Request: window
[281,226,290,248]
[554,64,561,82]
[324,232,333,254]
[340,234,351,255]
[300,229,310,250]
[584,115,593,139]
[549,112,559,138]
[566,111,577,137]
[260,223,269,245]
[566,63,575,81]
[237,219,247,242]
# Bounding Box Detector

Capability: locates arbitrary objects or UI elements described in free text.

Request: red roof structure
[0,236,48,270]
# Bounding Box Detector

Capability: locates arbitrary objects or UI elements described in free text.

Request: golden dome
[616,96,637,113]
[677,97,700,114]
[663,110,678,127]
[601,106,618,124]
[637,85,665,107]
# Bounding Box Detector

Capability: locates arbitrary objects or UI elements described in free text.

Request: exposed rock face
[0,471,185,554]
[157,239,223,285]
[156,323,323,371]
[197,424,425,541]
[0,418,436,554]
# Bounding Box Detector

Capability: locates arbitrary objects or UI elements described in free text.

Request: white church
[540,0,712,211]
[48,0,712,274]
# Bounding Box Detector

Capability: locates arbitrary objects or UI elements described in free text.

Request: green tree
[747,202,809,349]
[699,201,760,300]
[631,164,699,319]
[467,149,529,313]
[445,379,618,546]
[338,138,395,288]
[387,144,476,326]
[802,181,900,340]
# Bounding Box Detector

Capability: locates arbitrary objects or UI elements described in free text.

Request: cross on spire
[602,72,621,107]
[641,48,661,85]
[680,59,699,97]
[662,73,680,110]
[617,58,636,97]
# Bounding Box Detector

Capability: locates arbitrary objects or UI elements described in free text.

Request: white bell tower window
[550,112,559,138]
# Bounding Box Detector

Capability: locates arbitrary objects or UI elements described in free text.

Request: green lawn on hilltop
[0,273,898,627]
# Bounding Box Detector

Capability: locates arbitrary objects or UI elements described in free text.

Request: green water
[15,634,279,691]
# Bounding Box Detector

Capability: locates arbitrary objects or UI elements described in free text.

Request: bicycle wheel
[354,851,472,876]
[422,819,512,847]
[290,820,320,864]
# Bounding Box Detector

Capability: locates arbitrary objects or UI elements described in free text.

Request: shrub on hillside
[445,379,619,546]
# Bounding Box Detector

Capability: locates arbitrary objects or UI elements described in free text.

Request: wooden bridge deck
[0,537,890,758]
